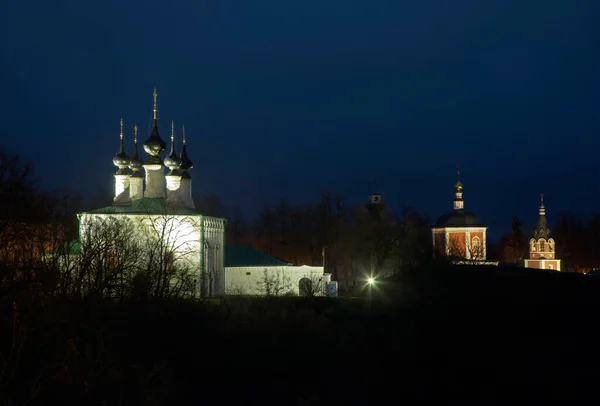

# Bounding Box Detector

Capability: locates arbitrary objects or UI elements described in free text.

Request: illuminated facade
[80,89,227,297]
[79,88,332,297]
[524,194,561,271]
[432,170,488,261]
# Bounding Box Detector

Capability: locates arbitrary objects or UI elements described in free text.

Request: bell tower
[524,193,561,271]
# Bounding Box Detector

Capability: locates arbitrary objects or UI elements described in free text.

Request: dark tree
[500,216,528,263]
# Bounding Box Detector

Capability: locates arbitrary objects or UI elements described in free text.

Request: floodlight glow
[368,278,374,285]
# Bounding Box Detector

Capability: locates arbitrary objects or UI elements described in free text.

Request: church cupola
[179,125,194,179]
[129,124,144,176]
[453,166,464,210]
[164,121,182,175]
[113,118,132,206]
[178,125,195,208]
[142,88,167,199]
[143,88,167,164]
[129,124,144,201]
[112,118,131,174]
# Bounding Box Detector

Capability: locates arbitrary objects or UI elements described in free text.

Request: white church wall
[201,216,227,296]
[78,213,225,297]
[224,265,330,296]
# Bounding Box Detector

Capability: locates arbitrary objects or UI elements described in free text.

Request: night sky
[1,0,599,242]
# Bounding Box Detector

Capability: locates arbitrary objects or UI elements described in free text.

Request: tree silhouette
[500,216,527,263]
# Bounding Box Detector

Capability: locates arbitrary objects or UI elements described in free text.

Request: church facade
[524,194,561,271]
[78,89,227,296]
[78,89,332,297]
[431,170,489,261]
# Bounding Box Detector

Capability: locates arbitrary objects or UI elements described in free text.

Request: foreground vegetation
[2,264,600,405]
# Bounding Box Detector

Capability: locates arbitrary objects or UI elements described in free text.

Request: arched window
[539,239,546,252]
[472,236,481,256]
[530,239,536,252]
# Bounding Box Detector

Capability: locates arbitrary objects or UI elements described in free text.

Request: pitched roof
[434,210,486,228]
[224,245,293,267]
[80,197,209,217]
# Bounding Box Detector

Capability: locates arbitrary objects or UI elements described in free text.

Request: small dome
[113,119,130,172]
[180,144,193,172]
[434,210,485,228]
[165,152,182,173]
[143,125,166,157]
[129,153,143,173]
[113,151,130,169]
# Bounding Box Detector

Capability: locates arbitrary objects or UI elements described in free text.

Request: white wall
[225,265,331,296]
[78,213,226,297]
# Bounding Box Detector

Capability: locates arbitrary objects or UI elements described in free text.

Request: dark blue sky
[1,0,599,241]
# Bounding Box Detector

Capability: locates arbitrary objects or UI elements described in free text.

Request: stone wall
[224,265,331,296]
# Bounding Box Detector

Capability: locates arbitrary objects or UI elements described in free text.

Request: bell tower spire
[533,193,550,239]
[453,164,464,211]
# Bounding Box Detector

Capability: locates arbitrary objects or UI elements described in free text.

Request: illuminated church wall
[77,88,333,297]
[431,169,489,262]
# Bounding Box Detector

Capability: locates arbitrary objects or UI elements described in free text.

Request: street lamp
[367,277,374,312]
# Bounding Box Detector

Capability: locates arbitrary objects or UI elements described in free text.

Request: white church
[77,89,333,297]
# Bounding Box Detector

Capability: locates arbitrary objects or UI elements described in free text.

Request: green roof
[45,239,82,255]
[225,245,293,267]
[81,197,209,217]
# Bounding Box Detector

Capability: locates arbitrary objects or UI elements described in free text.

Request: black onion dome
[129,142,144,175]
[113,149,130,168]
[434,210,485,228]
[165,152,182,174]
[179,143,193,176]
[143,123,166,158]
[164,122,182,174]
[129,151,143,172]
[113,121,130,173]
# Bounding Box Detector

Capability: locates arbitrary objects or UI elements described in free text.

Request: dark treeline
[4,145,600,275]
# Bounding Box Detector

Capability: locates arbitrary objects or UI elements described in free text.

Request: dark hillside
[2,266,600,404]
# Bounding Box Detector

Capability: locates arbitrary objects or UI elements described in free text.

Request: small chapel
[431,169,488,261]
[523,194,561,271]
